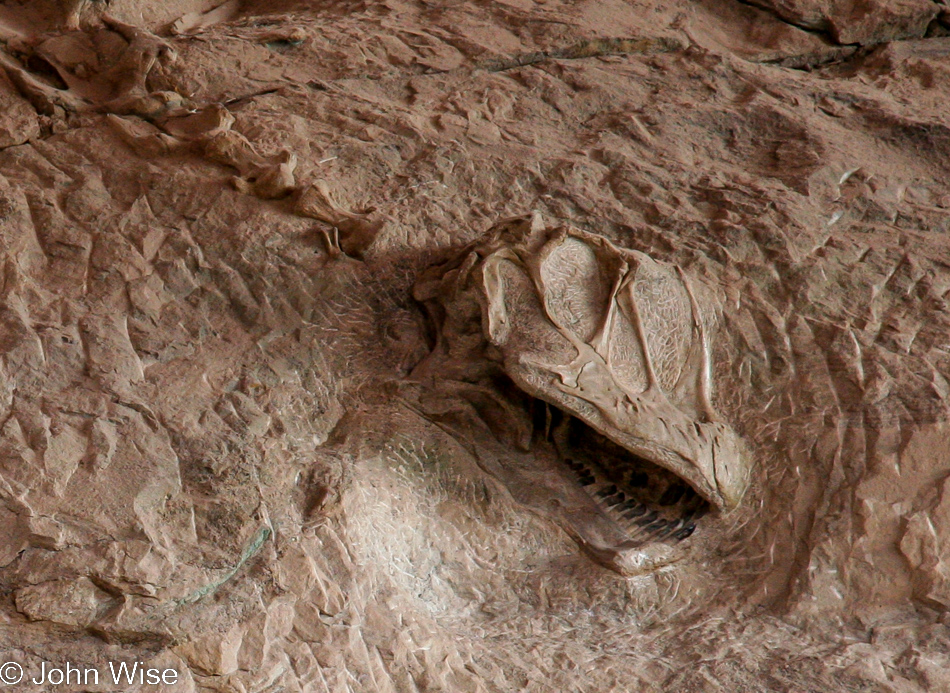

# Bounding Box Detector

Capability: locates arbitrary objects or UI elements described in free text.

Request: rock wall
[2,0,950,690]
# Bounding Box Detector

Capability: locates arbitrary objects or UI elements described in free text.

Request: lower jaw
[529,402,714,575]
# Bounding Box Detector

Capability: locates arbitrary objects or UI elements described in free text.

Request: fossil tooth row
[565,456,707,546]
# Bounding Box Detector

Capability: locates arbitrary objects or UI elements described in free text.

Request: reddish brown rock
[754,0,939,44]
[0,72,38,148]
[1,0,950,690]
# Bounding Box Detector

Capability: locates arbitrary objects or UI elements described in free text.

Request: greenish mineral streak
[178,525,273,605]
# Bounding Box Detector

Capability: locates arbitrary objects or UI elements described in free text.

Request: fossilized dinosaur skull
[412,214,751,572]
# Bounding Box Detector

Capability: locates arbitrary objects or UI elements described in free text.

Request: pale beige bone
[108,103,298,200]
[294,181,385,258]
[61,0,89,30]
[6,17,295,202]
[105,90,194,120]
[202,130,298,200]
[158,103,235,140]
[99,14,177,83]
[170,0,242,36]
[230,149,298,200]
[2,15,179,117]
[64,15,177,103]
[202,129,278,172]
[0,54,87,115]
[106,113,187,157]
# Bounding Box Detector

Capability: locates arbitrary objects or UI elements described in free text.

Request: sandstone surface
[2,0,950,691]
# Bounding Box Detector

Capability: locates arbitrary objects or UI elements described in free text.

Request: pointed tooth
[656,519,684,540]
[674,523,696,541]
[648,522,668,540]
[622,503,646,519]
[626,520,658,543]
[595,484,618,498]
[634,510,659,527]
[658,484,686,506]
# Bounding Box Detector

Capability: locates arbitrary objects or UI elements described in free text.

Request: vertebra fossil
[412,214,750,573]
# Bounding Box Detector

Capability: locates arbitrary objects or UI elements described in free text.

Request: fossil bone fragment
[203,129,298,200]
[170,0,242,36]
[413,215,750,568]
[108,103,298,200]
[4,17,300,203]
[294,181,385,258]
[0,54,87,115]
[1,14,178,116]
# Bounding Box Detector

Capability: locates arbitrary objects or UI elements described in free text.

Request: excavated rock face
[412,215,749,573]
[5,0,950,690]
[749,0,939,44]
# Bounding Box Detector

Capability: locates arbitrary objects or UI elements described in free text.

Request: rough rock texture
[750,0,940,43]
[0,72,37,147]
[2,0,950,691]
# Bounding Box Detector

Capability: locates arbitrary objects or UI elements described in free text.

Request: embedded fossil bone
[230,149,298,200]
[414,215,751,518]
[4,17,298,203]
[0,54,86,115]
[1,14,179,117]
[108,104,298,200]
[158,103,235,140]
[170,0,242,36]
[294,181,385,258]
[97,14,178,95]
[106,113,187,157]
